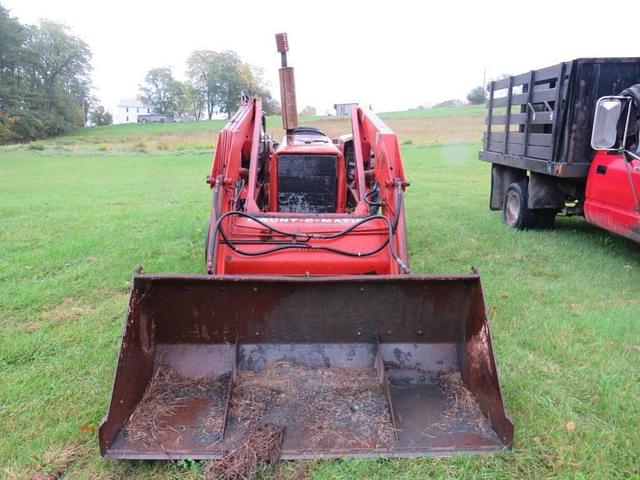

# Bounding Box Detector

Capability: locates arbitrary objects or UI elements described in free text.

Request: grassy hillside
[378,104,486,119]
[1,108,638,479]
[8,104,484,155]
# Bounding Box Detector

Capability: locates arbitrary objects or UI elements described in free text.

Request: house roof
[117,99,148,108]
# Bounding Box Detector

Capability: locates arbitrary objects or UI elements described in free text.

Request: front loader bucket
[100,274,513,459]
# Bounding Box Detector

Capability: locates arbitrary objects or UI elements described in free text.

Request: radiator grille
[277,154,337,213]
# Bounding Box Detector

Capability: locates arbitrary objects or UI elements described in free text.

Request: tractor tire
[503,181,537,230]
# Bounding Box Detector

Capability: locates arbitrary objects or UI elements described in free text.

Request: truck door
[585,150,640,243]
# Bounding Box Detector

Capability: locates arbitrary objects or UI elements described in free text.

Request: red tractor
[99,34,512,461]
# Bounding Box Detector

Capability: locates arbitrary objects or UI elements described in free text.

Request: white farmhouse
[114,99,153,124]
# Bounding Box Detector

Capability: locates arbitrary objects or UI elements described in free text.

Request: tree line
[0,4,99,143]
[139,51,279,120]
[0,2,278,144]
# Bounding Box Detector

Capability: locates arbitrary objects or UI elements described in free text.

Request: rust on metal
[99,274,513,459]
[221,335,239,440]
[275,32,289,54]
[276,33,298,134]
[375,337,398,440]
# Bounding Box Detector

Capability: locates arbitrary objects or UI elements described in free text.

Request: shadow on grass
[553,216,640,260]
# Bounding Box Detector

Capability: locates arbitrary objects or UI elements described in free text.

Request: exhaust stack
[276,33,298,134]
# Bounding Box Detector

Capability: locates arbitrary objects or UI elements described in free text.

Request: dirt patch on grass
[18,298,94,332]
[6,441,91,480]
[40,298,92,323]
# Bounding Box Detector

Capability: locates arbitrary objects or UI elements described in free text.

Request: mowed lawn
[1,108,639,479]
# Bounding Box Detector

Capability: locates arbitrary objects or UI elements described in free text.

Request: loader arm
[351,104,410,266]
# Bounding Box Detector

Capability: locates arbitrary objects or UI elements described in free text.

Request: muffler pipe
[275,33,298,135]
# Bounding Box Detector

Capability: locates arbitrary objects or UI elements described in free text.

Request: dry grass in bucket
[436,371,493,434]
[124,367,228,446]
[229,362,396,449]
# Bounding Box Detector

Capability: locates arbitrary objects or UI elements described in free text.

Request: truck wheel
[503,181,537,230]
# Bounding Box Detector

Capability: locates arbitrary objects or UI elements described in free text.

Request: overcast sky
[4,0,639,114]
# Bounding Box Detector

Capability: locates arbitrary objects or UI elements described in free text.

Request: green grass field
[1,106,639,479]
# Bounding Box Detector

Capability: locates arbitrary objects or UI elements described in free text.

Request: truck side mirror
[591,96,632,150]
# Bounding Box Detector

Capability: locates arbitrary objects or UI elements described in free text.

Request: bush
[300,105,317,116]
[466,86,487,105]
[90,106,113,126]
[433,99,465,108]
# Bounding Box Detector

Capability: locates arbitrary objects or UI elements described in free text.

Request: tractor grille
[277,154,337,213]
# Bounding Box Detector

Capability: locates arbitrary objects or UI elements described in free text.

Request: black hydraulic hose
[391,184,403,234]
[233,178,245,210]
[364,182,383,207]
[212,180,221,219]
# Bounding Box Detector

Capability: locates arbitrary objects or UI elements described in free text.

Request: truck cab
[585,92,640,242]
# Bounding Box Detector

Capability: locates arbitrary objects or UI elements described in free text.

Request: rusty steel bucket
[99,274,513,459]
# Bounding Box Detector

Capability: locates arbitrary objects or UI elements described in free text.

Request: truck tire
[503,181,537,230]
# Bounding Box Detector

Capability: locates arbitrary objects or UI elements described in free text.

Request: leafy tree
[0,6,93,143]
[89,105,112,126]
[261,94,280,116]
[300,105,316,115]
[181,82,205,120]
[210,51,250,117]
[0,5,27,113]
[139,67,183,114]
[246,64,278,115]
[26,21,92,115]
[186,49,275,118]
[434,99,464,108]
[466,86,487,105]
[186,50,217,120]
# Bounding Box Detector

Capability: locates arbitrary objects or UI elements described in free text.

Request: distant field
[378,104,486,119]
[10,104,485,155]
[1,107,639,479]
